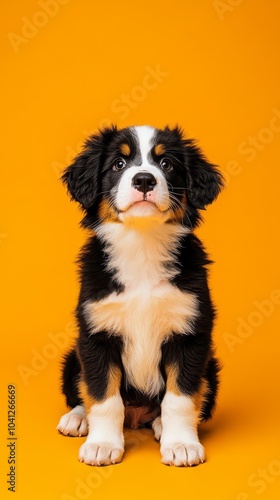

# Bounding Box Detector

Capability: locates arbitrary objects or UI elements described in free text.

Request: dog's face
[62,125,224,228]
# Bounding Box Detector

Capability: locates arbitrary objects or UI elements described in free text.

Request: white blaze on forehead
[133,125,156,165]
[113,125,171,218]
[115,126,169,215]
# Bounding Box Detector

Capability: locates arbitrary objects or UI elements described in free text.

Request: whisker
[167,182,187,192]
[96,189,114,197]
[184,213,193,230]
[87,195,118,231]
[169,195,185,211]
[168,194,193,229]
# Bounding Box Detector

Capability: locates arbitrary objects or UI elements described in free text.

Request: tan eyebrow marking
[154,143,165,156]
[120,143,131,156]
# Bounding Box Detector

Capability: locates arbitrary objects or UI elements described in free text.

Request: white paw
[152,416,162,441]
[79,442,124,466]
[161,442,205,467]
[57,406,88,437]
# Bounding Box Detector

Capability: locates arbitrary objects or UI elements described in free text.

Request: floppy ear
[61,127,116,209]
[184,140,224,209]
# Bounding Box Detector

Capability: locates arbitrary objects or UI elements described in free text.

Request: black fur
[60,125,223,427]
[200,357,221,421]
[61,348,82,408]
[62,125,224,230]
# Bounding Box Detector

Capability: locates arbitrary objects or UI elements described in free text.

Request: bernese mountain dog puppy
[56,125,224,467]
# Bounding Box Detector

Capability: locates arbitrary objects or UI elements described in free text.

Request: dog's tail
[199,356,221,421]
[61,347,83,408]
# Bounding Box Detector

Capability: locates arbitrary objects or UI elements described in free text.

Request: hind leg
[152,416,162,441]
[57,405,88,436]
[56,348,88,437]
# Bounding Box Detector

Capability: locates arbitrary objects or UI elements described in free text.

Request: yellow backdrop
[1,1,280,499]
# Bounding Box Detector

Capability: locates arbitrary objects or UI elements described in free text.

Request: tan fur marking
[98,199,119,223]
[107,366,122,398]
[169,193,187,222]
[154,143,165,156]
[193,378,208,411]
[79,367,122,413]
[120,143,131,156]
[79,379,96,413]
[165,365,180,395]
[165,365,208,411]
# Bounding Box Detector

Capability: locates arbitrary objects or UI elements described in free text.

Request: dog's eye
[160,158,173,172]
[112,158,126,171]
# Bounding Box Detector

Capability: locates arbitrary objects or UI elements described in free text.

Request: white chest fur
[84,223,198,397]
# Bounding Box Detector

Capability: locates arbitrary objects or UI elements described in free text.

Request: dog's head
[62,125,224,229]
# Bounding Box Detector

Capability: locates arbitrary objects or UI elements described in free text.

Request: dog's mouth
[130,200,157,208]
[118,199,162,214]
[116,195,187,222]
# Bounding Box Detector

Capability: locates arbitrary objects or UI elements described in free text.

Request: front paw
[79,442,124,466]
[57,410,88,437]
[161,442,205,467]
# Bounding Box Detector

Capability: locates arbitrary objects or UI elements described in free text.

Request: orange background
[1,1,280,499]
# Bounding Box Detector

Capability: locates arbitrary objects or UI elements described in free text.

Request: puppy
[56,125,224,467]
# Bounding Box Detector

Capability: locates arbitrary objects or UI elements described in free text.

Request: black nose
[132,172,157,194]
